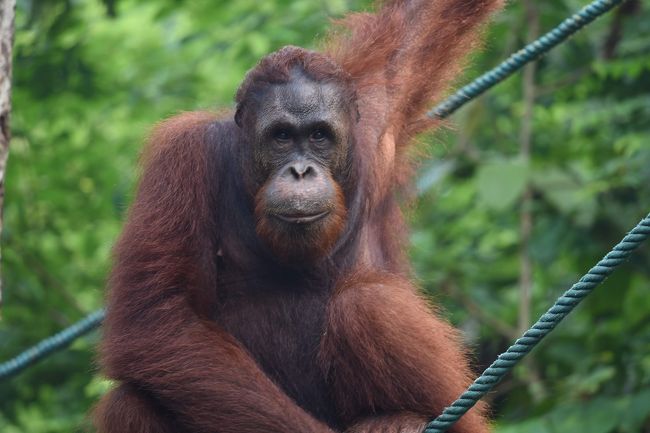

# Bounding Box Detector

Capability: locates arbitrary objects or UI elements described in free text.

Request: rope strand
[424,213,650,433]
[0,309,105,380]
[430,0,627,119]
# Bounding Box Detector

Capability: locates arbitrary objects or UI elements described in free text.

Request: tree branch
[0,0,16,314]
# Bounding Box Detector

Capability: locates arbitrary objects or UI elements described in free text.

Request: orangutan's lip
[273,211,330,224]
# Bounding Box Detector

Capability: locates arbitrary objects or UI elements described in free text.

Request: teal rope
[430,0,627,119]
[424,213,650,433]
[0,308,105,380]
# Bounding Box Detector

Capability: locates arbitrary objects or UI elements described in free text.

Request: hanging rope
[424,213,650,433]
[429,0,627,119]
[0,309,105,380]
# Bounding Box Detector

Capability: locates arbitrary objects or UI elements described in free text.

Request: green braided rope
[0,309,105,380]
[430,0,626,119]
[424,213,650,433]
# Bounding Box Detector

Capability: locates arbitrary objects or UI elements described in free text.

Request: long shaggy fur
[94,1,504,433]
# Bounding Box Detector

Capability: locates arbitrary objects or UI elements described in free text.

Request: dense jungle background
[1,0,649,431]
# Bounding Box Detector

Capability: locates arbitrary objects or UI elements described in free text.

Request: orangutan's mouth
[273,211,330,224]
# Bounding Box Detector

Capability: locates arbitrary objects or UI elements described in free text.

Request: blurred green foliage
[1,0,649,432]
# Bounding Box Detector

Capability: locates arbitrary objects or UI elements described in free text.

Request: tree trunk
[0,0,16,311]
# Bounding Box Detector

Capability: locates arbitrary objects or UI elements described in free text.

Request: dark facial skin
[243,71,353,263]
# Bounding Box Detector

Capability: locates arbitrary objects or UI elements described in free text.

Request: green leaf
[476,159,528,210]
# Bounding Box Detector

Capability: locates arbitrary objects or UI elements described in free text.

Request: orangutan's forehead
[256,77,348,119]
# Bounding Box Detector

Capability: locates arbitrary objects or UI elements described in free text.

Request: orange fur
[95,1,503,432]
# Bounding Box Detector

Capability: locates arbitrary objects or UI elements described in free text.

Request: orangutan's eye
[275,129,291,141]
[310,129,326,142]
